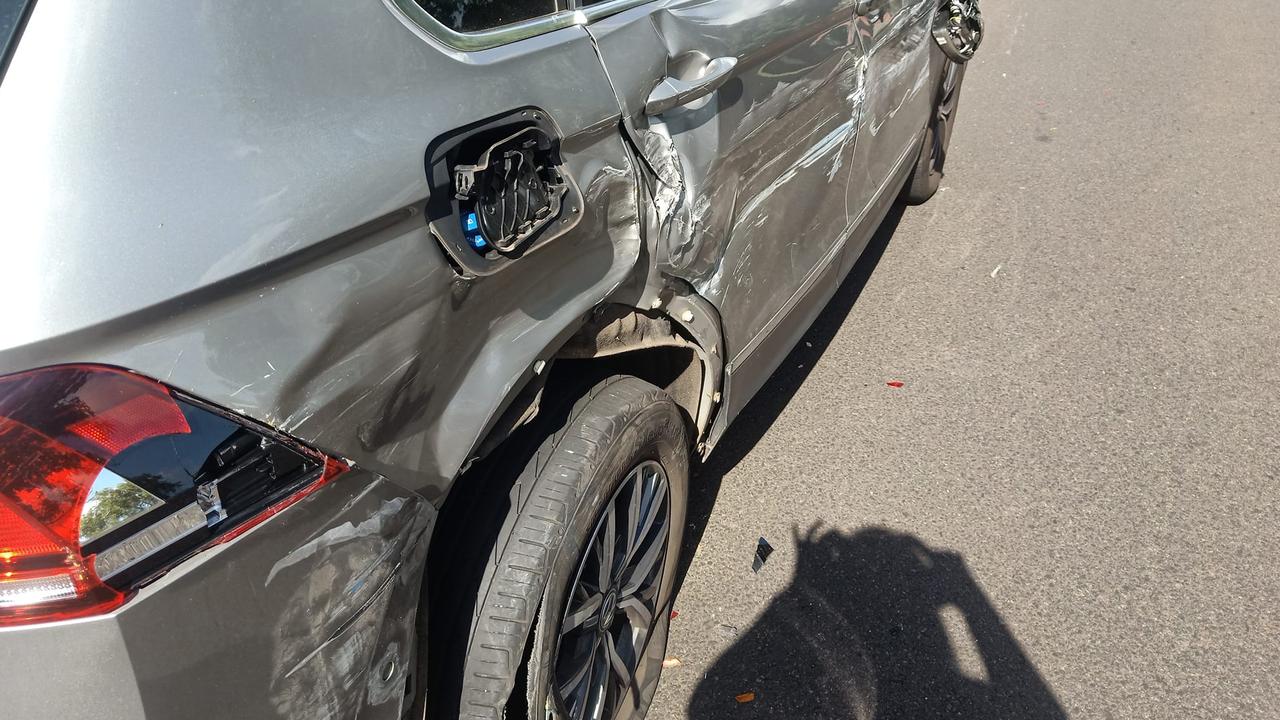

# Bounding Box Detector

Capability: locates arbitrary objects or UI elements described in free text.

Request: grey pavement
[649,1,1280,718]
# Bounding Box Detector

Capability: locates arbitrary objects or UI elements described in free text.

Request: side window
[415,0,558,32]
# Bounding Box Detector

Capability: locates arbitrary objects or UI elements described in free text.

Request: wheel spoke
[607,631,646,713]
[620,525,667,596]
[587,643,611,720]
[596,505,616,590]
[562,593,603,635]
[603,633,637,690]
[617,594,653,632]
[625,475,664,569]
[559,638,599,718]
[621,470,643,568]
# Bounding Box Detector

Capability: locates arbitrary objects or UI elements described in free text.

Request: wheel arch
[423,360,702,718]
[462,295,725,478]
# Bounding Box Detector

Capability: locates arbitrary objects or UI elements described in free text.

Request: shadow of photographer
[687,527,1068,720]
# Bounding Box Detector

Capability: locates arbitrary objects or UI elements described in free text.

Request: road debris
[735,692,756,704]
[887,380,905,388]
[662,657,682,669]
[991,264,1003,278]
[752,537,774,573]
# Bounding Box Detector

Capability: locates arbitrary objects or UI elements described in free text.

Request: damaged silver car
[0,0,980,718]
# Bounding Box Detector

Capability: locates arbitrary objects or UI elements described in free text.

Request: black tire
[432,376,690,720]
[901,47,967,205]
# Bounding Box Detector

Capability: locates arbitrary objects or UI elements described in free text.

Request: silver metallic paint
[1,3,637,716]
[0,0,640,503]
[0,469,434,720]
[0,0,952,715]
[586,0,869,362]
[387,0,658,52]
[851,0,937,216]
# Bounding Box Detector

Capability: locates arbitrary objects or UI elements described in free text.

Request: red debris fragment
[887,380,905,388]
[670,609,680,620]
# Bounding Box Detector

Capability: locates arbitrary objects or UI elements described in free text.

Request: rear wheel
[530,458,677,720]
[432,376,689,720]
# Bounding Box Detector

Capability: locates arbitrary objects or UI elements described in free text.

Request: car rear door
[582,0,867,366]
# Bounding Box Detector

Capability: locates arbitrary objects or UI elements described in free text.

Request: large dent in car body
[587,1,865,357]
[262,486,431,720]
[634,122,734,316]
[849,2,936,206]
[0,0,642,504]
[0,146,640,505]
[0,471,437,720]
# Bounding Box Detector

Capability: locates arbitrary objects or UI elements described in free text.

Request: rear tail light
[0,365,347,627]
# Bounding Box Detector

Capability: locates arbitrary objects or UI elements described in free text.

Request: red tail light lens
[0,365,346,627]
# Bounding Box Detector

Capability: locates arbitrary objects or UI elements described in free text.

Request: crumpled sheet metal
[0,0,646,509]
[264,478,432,720]
[0,141,642,508]
[593,2,867,358]
[642,127,701,275]
[0,432,435,720]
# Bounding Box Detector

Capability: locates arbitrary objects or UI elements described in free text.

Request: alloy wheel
[933,0,983,63]
[552,461,672,720]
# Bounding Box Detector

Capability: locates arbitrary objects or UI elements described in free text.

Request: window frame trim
[386,0,655,51]
[1,0,36,84]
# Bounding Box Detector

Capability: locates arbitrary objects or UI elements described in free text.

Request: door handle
[644,55,738,116]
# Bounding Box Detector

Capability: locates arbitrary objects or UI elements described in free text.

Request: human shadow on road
[669,206,1066,717]
[687,527,1069,720]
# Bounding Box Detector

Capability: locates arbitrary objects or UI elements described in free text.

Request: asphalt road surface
[648,1,1280,718]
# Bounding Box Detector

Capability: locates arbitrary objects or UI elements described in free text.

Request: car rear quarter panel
[0,0,641,503]
[0,470,434,720]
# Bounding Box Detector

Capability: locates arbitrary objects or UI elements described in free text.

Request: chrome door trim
[386,0,655,52]
[579,0,656,23]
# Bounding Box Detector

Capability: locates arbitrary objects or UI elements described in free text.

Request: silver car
[0,0,980,718]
